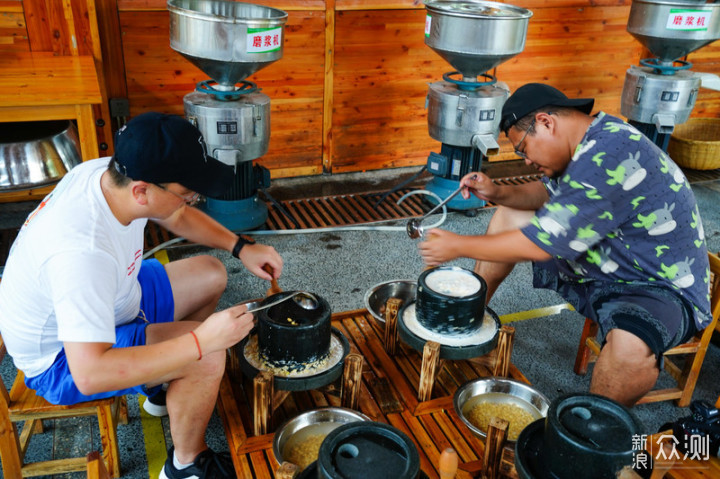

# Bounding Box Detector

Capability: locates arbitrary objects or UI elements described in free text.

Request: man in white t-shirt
[0,112,283,479]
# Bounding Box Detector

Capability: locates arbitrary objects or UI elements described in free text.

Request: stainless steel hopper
[425,0,532,80]
[168,0,288,87]
[627,0,720,65]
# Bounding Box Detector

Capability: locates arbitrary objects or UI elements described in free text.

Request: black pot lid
[515,394,641,479]
[514,419,560,479]
[317,422,420,479]
[557,401,636,450]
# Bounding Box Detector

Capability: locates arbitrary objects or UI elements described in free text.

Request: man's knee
[601,329,658,374]
[197,255,228,292]
[487,206,535,235]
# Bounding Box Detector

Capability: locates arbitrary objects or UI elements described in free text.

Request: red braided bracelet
[189,331,202,360]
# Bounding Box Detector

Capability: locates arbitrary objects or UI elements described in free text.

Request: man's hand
[460,171,499,202]
[418,229,464,266]
[238,243,284,281]
[194,303,256,354]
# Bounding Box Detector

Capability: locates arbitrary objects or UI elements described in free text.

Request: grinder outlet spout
[471,134,500,157]
[652,113,676,135]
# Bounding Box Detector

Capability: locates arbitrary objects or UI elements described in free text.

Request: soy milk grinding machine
[621,0,720,151]
[168,0,287,230]
[422,1,531,212]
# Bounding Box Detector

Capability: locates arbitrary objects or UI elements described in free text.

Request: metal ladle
[246,291,320,313]
[406,174,477,239]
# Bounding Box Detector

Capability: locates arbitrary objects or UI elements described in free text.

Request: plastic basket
[667,118,720,171]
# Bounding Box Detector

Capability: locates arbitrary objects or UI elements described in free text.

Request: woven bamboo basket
[667,118,720,170]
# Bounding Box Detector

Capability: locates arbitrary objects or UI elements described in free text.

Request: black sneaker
[143,389,168,417]
[159,447,236,479]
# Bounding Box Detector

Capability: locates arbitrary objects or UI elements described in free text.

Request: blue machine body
[425,145,486,211]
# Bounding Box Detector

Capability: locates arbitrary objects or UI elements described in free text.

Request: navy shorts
[25,259,175,405]
[533,261,696,360]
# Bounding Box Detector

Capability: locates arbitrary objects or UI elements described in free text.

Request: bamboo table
[216,309,531,478]
[0,52,102,202]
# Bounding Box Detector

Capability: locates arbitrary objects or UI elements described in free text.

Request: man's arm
[419,228,551,267]
[63,303,252,395]
[155,205,282,280]
[156,204,238,252]
[460,172,549,210]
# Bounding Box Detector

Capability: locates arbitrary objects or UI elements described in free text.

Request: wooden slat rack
[216,309,531,478]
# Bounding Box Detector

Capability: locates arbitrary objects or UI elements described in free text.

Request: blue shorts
[533,260,696,360]
[25,259,175,405]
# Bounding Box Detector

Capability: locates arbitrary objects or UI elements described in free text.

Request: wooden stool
[252,353,364,436]
[0,336,127,478]
[573,252,720,407]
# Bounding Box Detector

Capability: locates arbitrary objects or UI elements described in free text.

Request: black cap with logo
[500,83,595,134]
[113,112,233,197]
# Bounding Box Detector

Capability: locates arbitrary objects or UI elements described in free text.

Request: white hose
[142,189,449,259]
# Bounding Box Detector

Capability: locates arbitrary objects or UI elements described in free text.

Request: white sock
[173,452,192,470]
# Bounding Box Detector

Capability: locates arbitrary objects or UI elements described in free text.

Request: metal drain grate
[683,167,720,184]
[141,175,542,251]
[266,189,430,230]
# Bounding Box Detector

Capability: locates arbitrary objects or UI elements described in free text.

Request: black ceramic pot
[416,266,487,334]
[257,291,331,366]
[515,393,642,479]
[316,422,420,479]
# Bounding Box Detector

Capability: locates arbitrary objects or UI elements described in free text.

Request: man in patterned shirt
[418,83,711,407]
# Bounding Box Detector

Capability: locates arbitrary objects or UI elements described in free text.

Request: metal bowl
[454,378,550,445]
[273,407,370,467]
[364,280,417,323]
[0,120,81,191]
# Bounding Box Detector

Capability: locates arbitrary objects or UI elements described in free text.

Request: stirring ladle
[245,291,320,313]
[406,174,477,239]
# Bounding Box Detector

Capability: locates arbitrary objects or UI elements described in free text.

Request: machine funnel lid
[627,0,720,63]
[425,1,532,79]
[168,0,288,86]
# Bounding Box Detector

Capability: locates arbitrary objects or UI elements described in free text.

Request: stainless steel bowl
[364,280,417,323]
[0,120,82,191]
[273,407,370,467]
[454,377,550,445]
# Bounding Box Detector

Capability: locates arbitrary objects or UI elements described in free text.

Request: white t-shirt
[0,158,148,377]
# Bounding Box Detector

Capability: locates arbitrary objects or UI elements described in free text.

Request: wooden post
[253,371,274,436]
[482,417,508,479]
[383,298,403,355]
[273,390,291,412]
[276,461,299,479]
[439,447,459,479]
[492,326,515,378]
[418,341,441,402]
[341,353,364,410]
[573,319,599,375]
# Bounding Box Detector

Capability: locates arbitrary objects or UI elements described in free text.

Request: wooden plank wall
[2,0,719,179]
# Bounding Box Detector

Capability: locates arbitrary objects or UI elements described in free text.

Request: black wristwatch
[231,235,256,258]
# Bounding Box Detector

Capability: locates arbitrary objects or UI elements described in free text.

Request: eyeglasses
[513,119,536,159]
[155,184,200,206]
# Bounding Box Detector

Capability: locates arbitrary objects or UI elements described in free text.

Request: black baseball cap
[113,112,233,197]
[500,83,595,134]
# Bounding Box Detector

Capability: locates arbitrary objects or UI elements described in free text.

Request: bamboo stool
[252,353,364,436]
